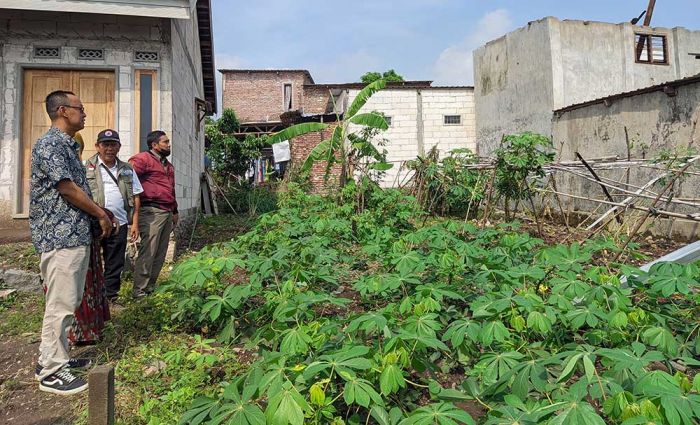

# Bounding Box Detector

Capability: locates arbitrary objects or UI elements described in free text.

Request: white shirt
[98,157,144,225]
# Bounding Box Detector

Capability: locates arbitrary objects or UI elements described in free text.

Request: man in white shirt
[85,129,143,302]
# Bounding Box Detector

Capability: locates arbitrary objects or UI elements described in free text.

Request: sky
[210,0,699,103]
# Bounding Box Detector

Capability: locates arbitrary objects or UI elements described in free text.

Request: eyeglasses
[59,105,86,113]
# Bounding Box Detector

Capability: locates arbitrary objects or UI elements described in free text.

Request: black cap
[97,129,120,144]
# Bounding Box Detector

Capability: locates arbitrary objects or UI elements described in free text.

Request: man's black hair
[146,130,167,148]
[45,90,76,120]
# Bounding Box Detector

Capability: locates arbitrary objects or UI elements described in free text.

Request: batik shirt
[30,127,93,253]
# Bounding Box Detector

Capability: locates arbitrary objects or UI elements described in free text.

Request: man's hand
[57,179,115,239]
[129,223,140,242]
[98,213,113,239]
[173,213,179,227]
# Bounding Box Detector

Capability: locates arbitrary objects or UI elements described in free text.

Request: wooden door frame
[133,69,159,154]
[14,65,119,217]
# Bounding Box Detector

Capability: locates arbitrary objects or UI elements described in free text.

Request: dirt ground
[0,336,88,425]
[0,222,31,245]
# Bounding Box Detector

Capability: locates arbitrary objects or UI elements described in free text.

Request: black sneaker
[39,368,88,395]
[35,358,92,379]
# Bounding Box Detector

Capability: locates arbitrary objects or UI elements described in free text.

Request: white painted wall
[422,89,476,155]
[346,87,476,187]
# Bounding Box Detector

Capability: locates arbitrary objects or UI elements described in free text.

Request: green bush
[216,182,278,216]
[408,147,485,218]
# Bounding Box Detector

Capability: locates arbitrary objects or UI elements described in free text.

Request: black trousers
[101,224,128,299]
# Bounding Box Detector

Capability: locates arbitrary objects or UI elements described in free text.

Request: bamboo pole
[613,159,700,263]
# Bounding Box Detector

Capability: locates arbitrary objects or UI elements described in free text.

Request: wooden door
[19,69,115,214]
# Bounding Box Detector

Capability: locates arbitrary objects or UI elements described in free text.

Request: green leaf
[268,122,329,144]
[380,364,406,395]
[344,377,384,408]
[443,319,481,347]
[303,345,372,380]
[548,400,606,425]
[280,327,312,356]
[526,311,552,335]
[479,321,510,346]
[370,161,394,171]
[179,397,218,425]
[476,351,524,385]
[642,326,678,356]
[399,402,475,425]
[265,382,309,425]
[346,79,387,118]
[350,112,390,130]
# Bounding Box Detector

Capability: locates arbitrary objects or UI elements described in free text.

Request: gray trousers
[37,245,90,380]
[133,206,172,296]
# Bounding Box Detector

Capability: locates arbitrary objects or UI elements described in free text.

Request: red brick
[221,70,312,123]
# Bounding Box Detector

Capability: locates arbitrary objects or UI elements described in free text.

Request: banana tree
[268,79,392,187]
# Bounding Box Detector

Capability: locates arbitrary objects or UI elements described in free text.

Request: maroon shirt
[129,150,178,214]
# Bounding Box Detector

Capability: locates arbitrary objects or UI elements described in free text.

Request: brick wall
[221,71,312,122]
[290,123,341,192]
[302,86,333,114]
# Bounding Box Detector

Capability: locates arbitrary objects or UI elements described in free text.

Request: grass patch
[0,242,39,272]
[0,291,44,337]
[183,213,256,253]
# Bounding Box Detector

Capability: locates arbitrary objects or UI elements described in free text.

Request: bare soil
[0,335,93,425]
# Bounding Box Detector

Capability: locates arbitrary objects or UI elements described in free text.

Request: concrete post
[88,365,115,425]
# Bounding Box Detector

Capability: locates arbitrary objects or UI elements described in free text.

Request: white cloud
[311,49,382,83]
[433,9,514,85]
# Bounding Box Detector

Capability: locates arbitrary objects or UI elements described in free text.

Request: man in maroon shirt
[129,130,178,298]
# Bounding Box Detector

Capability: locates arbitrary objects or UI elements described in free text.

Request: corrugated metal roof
[554,74,700,113]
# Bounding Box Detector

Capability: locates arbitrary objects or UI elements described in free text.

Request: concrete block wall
[221,71,312,122]
[474,18,555,156]
[550,81,700,240]
[474,17,700,157]
[169,15,206,215]
[344,87,475,187]
[0,10,184,224]
[422,89,476,155]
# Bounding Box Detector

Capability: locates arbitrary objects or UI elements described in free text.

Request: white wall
[346,87,475,187]
[422,89,476,155]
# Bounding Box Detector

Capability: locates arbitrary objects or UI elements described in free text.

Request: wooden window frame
[134,69,158,153]
[283,83,293,111]
[634,33,669,65]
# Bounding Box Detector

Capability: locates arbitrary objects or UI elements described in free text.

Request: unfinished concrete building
[0,0,217,227]
[474,17,700,239]
[474,16,700,155]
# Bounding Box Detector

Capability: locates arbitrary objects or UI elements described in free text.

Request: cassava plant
[163,185,700,425]
[493,132,554,220]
